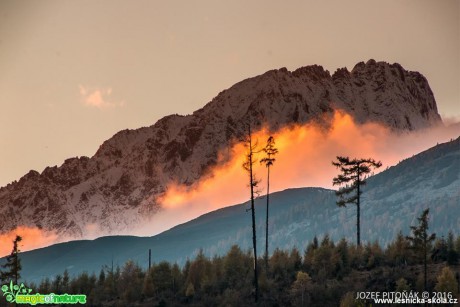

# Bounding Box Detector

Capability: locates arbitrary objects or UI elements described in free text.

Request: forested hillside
[5,232,459,307]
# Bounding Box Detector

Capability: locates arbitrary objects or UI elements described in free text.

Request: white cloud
[79,85,125,109]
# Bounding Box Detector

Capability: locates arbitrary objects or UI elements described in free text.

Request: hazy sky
[0,0,459,187]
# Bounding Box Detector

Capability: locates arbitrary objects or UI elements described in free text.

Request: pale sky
[0,0,459,187]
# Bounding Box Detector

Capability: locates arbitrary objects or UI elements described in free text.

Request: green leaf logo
[1,282,33,303]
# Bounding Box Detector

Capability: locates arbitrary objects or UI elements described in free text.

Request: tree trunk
[248,127,259,302]
[424,241,427,291]
[356,168,361,246]
[265,165,270,271]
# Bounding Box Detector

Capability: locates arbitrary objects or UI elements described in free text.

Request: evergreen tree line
[9,230,459,307]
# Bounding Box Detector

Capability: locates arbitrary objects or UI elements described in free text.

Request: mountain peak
[293,65,331,80]
[0,60,443,239]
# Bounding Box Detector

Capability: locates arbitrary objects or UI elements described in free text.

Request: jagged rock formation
[0,60,442,238]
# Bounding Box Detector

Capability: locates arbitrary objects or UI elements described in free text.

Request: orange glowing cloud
[158,112,383,210]
[149,111,459,234]
[2,112,456,242]
[0,227,59,257]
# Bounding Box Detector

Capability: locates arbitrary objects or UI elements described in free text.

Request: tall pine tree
[1,235,22,284]
[332,156,381,246]
[406,209,436,291]
[260,136,278,270]
[242,123,260,302]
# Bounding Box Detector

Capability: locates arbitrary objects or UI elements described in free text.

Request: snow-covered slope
[0,60,442,238]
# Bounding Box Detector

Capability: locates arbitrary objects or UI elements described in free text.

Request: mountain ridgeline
[7,137,459,282]
[0,60,443,238]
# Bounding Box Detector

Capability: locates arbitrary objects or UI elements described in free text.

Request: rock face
[0,60,442,238]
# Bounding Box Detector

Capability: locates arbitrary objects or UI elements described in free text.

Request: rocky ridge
[0,60,442,238]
